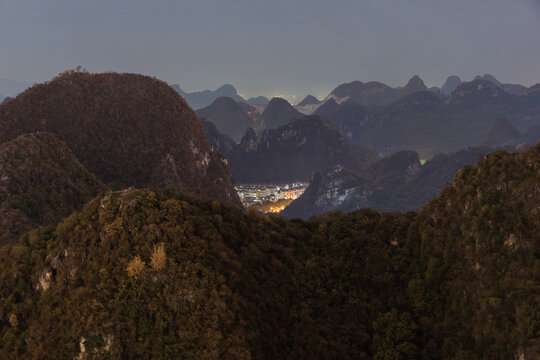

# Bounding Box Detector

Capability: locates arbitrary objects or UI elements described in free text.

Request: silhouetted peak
[1,97,14,105]
[210,96,240,108]
[441,75,462,95]
[246,96,270,105]
[403,75,427,92]
[214,84,239,98]
[297,95,321,106]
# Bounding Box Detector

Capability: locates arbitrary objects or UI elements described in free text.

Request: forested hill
[0,71,239,204]
[0,132,106,246]
[0,142,538,359]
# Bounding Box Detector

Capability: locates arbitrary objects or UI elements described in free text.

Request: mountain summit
[0,71,239,204]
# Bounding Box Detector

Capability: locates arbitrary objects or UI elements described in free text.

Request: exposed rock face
[0,71,240,205]
[196,96,255,141]
[282,165,398,219]
[283,147,494,219]
[0,132,107,246]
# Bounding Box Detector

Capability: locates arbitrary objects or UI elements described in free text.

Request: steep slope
[480,117,522,148]
[1,97,13,105]
[398,146,492,209]
[281,165,399,219]
[260,97,303,129]
[0,143,537,359]
[367,150,422,190]
[296,95,320,107]
[440,75,462,95]
[246,96,269,105]
[326,75,428,106]
[322,78,540,158]
[0,71,239,204]
[410,143,540,359]
[284,147,493,219]
[171,83,245,109]
[0,133,106,246]
[196,97,254,142]
[228,116,380,183]
[200,119,237,155]
[315,98,371,145]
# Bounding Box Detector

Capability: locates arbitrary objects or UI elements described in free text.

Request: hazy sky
[1,0,540,101]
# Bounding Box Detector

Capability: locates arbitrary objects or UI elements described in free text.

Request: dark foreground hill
[0,143,538,359]
[0,133,106,246]
[0,71,239,204]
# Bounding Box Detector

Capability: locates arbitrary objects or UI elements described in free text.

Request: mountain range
[316,78,540,158]
[282,146,493,219]
[222,116,380,183]
[324,75,428,106]
[171,84,246,110]
[196,97,257,142]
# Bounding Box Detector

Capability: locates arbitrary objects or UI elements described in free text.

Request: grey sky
[1,0,539,101]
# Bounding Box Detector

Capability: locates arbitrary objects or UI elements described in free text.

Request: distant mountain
[480,118,522,148]
[297,95,321,107]
[200,118,237,155]
[0,78,30,97]
[0,71,240,204]
[473,74,528,95]
[475,74,502,87]
[367,150,422,190]
[260,97,303,129]
[223,116,380,183]
[196,97,255,142]
[314,98,370,144]
[283,146,493,219]
[246,96,270,105]
[441,75,462,95]
[501,83,529,95]
[522,126,540,147]
[281,166,398,219]
[325,75,428,106]
[1,97,13,105]
[0,132,106,246]
[171,83,245,109]
[316,78,540,158]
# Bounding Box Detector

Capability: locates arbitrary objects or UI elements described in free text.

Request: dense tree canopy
[0,143,538,359]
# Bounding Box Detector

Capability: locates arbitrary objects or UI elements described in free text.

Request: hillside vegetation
[0,143,538,359]
[0,133,106,246]
[0,71,239,204]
